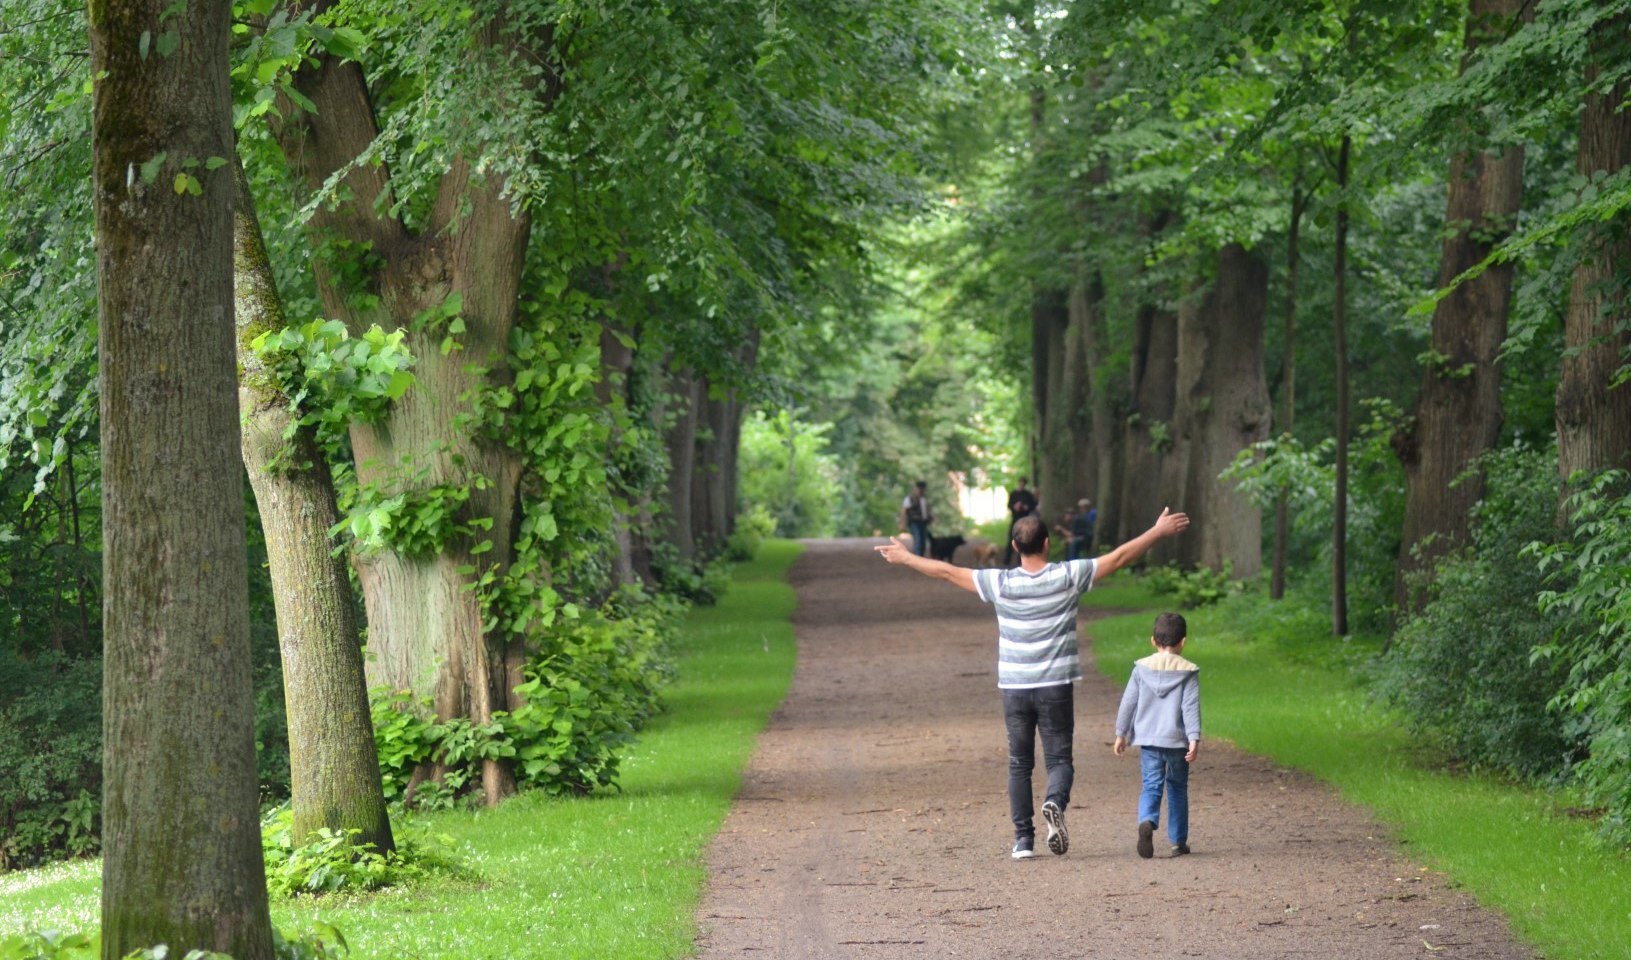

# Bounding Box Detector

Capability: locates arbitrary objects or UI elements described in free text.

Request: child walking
[1113,612,1201,858]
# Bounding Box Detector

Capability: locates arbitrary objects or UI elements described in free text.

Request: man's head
[1152,612,1188,650]
[915,480,927,492]
[1011,514,1048,556]
[1016,476,1029,489]
[1077,498,1090,510]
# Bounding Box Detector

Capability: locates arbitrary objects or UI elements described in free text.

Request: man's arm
[1092,507,1190,581]
[874,535,977,593]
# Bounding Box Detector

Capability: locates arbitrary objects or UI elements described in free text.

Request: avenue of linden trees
[1,1,1630,959]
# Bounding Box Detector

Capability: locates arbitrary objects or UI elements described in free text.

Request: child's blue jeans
[1138,746,1190,845]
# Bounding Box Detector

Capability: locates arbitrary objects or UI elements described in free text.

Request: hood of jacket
[1134,650,1198,698]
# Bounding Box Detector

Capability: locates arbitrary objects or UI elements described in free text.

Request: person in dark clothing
[899,480,934,557]
[1002,477,1038,566]
[1069,498,1096,560]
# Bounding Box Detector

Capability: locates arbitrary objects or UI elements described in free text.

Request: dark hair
[915,480,927,489]
[1011,515,1048,556]
[1017,476,1029,485]
[1153,612,1188,648]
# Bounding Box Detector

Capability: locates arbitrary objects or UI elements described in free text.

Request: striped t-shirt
[972,559,1097,689]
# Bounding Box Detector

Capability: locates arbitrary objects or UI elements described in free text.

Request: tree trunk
[1152,276,1201,568]
[1333,134,1353,635]
[1174,244,1271,577]
[1556,14,1631,481]
[1394,0,1526,615]
[665,369,700,564]
[1121,299,1179,547]
[91,2,274,957]
[1272,182,1306,601]
[1082,268,1120,550]
[234,160,394,853]
[692,382,726,555]
[275,16,550,804]
[598,321,637,588]
[1032,288,1072,516]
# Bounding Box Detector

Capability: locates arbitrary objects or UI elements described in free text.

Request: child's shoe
[1041,800,1069,856]
[1170,843,1190,857]
[1136,821,1155,859]
[1011,836,1036,860]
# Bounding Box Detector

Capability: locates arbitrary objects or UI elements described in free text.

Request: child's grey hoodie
[1114,650,1201,749]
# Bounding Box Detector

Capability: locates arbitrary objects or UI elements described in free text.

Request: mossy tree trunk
[1394,0,1526,615]
[1556,14,1631,482]
[233,160,394,853]
[90,2,274,957]
[273,9,556,804]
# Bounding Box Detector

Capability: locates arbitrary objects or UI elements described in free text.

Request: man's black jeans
[1002,683,1074,839]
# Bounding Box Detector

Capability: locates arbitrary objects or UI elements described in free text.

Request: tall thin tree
[91,1,274,956]
[1332,133,1353,636]
[234,159,394,853]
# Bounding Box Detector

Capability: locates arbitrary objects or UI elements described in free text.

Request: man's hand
[1153,507,1190,538]
[874,534,915,565]
[1113,736,1127,757]
[1185,741,1198,763]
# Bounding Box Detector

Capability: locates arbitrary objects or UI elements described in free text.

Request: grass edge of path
[1090,600,1631,960]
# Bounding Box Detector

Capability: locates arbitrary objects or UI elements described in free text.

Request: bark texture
[91,2,274,957]
[234,161,393,853]
[273,9,553,803]
[1121,298,1180,549]
[1556,16,1631,481]
[1173,244,1271,577]
[1395,0,1526,611]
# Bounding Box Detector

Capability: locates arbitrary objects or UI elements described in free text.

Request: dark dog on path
[929,535,966,562]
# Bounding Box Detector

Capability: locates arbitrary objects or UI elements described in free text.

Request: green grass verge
[1091,595,1631,960]
[0,540,804,959]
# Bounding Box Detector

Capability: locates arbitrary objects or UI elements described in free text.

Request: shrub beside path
[694,540,1532,960]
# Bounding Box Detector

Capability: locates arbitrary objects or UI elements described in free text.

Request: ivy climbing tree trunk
[233,160,394,853]
[1556,14,1631,483]
[91,2,274,957]
[274,9,556,804]
[1174,244,1271,577]
[1393,0,1526,615]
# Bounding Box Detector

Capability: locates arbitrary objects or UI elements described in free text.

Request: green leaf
[155,31,180,59]
[139,151,167,184]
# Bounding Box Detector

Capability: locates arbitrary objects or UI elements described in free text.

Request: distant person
[1069,498,1096,560]
[899,480,934,557]
[874,507,1190,860]
[1001,477,1038,566]
[1113,612,1201,859]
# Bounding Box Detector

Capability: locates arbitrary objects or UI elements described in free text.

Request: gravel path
[693,539,1533,960]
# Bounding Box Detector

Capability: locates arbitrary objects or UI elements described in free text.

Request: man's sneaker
[1041,800,1069,856]
[1136,821,1155,859]
[1011,837,1036,860]
[1171,843,1190,857]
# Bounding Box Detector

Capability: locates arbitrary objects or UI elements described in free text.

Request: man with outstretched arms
[874,507,1190,859]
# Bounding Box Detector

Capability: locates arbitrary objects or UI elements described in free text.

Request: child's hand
[1113,736,1127,757]
[1185,741,1199,763]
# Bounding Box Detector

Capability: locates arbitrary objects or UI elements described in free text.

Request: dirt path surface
[693,540,1533,960]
